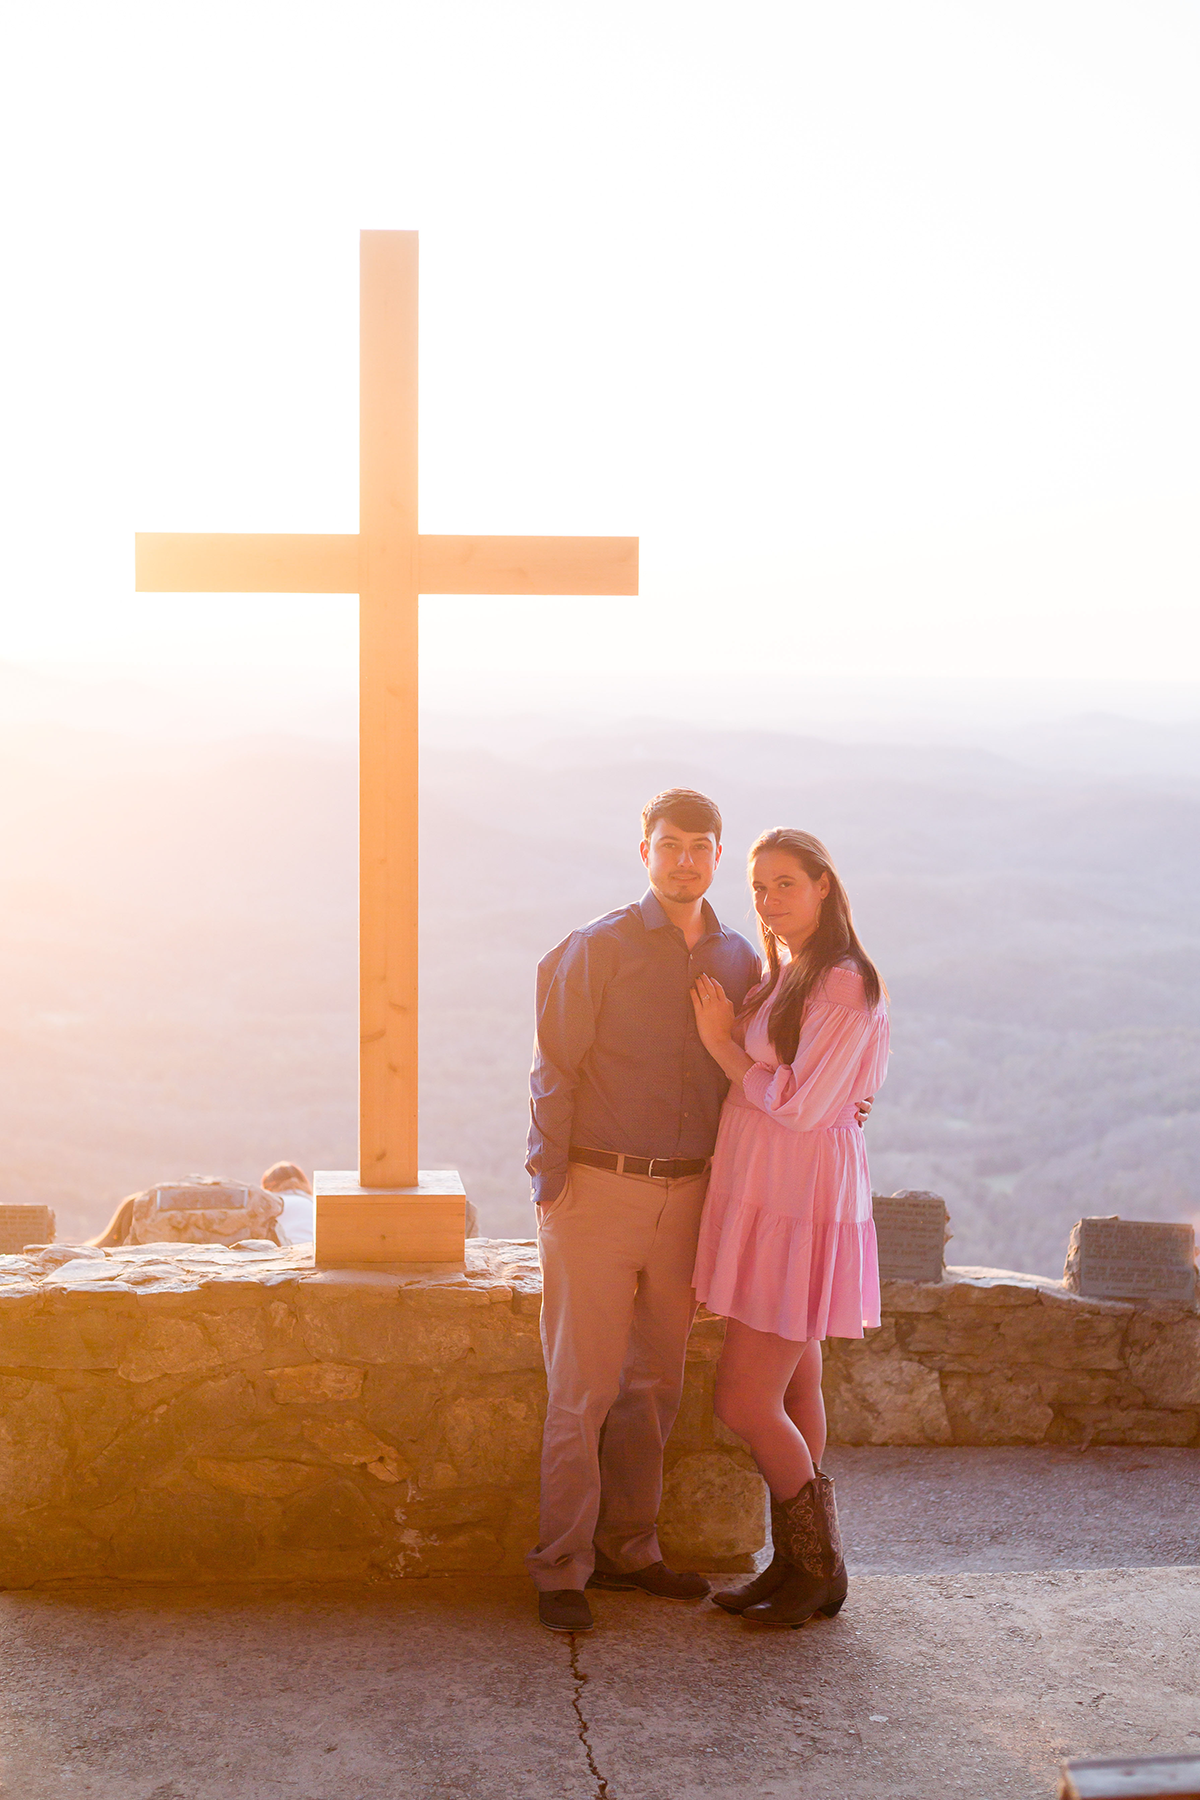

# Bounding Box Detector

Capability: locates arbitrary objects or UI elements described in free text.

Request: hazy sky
[2,1,1198,695]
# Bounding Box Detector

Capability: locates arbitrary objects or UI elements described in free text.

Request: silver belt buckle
[648,1157,670,1180]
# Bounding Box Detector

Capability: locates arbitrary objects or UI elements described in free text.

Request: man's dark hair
[641,787,722,843]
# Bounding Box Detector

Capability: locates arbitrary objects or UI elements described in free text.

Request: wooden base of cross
[313,1171,467,1266]
[135,231,637,1264]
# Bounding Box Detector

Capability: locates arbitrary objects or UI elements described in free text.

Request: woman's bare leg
[784,1340,826,1469]
[714,1318,816,1498]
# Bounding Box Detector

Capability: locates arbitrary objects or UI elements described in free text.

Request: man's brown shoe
[588,1560,710,1600]
[538,1589,594,1632]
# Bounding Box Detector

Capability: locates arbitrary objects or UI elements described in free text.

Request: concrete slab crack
[566,1632,612,1798]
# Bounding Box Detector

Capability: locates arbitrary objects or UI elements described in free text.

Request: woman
[690,828,888,1628]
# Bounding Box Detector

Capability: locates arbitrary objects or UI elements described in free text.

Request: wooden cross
[136,230,637,1258]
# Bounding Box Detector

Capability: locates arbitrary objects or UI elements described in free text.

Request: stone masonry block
[0,1518,116,1588]
[1125,1316,1200,1407]
[660,1451,765,1565]
[826,1351,952,1446]
[270,1363,364,1404]
[941,1372,1054,1445]
[188,1417,310,1462]
[296,1292,474,1368]
[360,1367,446,1446]
[108,1482,260,1579]
[54,1378,136,1462]
[117,1318,222,1384]
[0,1376,69,1510]
[157,1372,262,1447]
[1059,1406,1199,1446]
[132,1283,266,1315]
[385,1523,506,1578]
[865,1320,900,1351]
[1001,1303,1129,1370]
[877,1280,947,1313]
[941,1279,1042,1310]
[301,1417,409,1483]
[439,1394,542,1487]
[1027,1369,1132,1407]
[0,1295,138,1370]
[899,1317,1003,1359]
[195,1457,329,1498]
[394,1490,510,1533]
[72,1494,137,1541]
[669,1369,721,1452]
[281,1477,384,1552]
[196,1309,267,1362]
[458,1315,545,1377]
[74,1373,261,1508]
[410,1284,498,1313]
[685,1311,727,1362]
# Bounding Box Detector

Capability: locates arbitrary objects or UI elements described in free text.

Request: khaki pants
[526,1160,709,1592]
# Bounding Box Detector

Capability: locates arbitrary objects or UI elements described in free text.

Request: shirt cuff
[531,1166,568,1208]
[741,1063,776,1112]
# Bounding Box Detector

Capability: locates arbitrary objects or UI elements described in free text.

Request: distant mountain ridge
[0,715,1196,1275]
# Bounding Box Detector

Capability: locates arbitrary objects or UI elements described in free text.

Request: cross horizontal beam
[135,532,638,596]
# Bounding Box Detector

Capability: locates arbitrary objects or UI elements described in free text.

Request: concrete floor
[830,1445,1200,1573]
[1,1449,1197,1800]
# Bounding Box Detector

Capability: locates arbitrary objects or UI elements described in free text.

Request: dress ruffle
[694,1197,881,1341]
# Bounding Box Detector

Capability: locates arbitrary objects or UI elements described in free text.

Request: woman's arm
[744,995,884,1132]
[691,974,756,1085]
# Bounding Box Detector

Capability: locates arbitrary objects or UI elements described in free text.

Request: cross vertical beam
[359,231,420,1187]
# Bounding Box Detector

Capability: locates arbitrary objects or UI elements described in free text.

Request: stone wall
[0,1239,763,1588]
[824,1266,1200,1447]
[1,1245,1195,1589]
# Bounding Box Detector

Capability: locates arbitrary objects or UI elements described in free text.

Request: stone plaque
[1060,1752,1200,1798]
[0,1204,55,1255]
[155,1184,249,1212]
[871,1190,948,1284]
[1070,1217,1197,1305]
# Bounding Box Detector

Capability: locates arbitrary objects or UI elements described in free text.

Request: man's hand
[690,972,736,1056]
[856,1095,875,1126]
[535,1179,569,1222]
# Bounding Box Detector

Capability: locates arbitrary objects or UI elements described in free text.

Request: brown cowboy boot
[712,1492,789,1614]
[742,1470,847,1628]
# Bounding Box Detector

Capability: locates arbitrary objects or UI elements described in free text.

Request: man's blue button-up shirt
[526,890,762,1207]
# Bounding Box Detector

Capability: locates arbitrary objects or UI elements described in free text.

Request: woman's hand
[691,974,756,1085]
[690,973,736,1054]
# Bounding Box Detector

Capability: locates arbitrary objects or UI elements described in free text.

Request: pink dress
[693,962,889,1342]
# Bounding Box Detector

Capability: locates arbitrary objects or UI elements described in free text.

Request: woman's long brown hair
[739,828,883,1065]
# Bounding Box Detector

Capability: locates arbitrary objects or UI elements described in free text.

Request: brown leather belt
[568,1146,710,1180]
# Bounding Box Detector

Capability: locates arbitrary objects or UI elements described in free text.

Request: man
[526,787,762,1631]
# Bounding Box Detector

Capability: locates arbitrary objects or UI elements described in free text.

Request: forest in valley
[2,696,1198,1278]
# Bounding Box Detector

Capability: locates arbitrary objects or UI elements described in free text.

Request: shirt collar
[638,889,726,939]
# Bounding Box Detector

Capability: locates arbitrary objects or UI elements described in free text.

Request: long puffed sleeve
[741,964,889,1133]
[526,929,612,1207]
